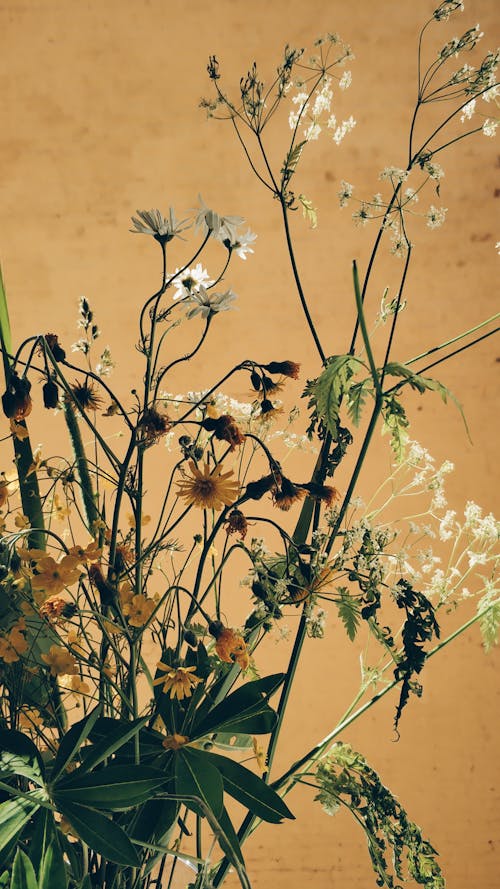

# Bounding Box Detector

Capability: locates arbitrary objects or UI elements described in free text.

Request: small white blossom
[426,205,448,229]
[482,84,500,103]
[332,115,356,145]
[380,167,408,184]
[404,188,419,204]
[460,98,476,121]
[95,347,115,377]
[439,510,457,541]
[483,118,498,137]
[338,179,353,208]
[231,229,257,260]
[352,203,371,226]
[339,70,352,90]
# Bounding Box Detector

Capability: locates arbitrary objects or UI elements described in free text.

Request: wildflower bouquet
[0,3,499,888]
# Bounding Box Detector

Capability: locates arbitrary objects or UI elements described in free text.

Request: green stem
[63,399,100,533]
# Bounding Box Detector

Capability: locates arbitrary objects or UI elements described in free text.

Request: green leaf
[217,806,245,867]
[76,716,148,774]
[0,263,13,377]
[10,849,38,889]
[54,801,140,867]
[313,356,362,437]
[0,872,9,889]
[336,587,360,642]
[0,731,45,787]
[298,194,318,229]
[204,752,294,824]
[194,674,284,737]
[347,378,372,426]
[50,706,102,783]
[0,794,41,854]
[54,765,169,809]
[29,810,52,880]
[174,747,223,820]
[38,837,67,889]
[212,733,254,751]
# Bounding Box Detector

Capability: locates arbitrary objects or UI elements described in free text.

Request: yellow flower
[14,513,30,530]
[253,737,267,774]
[18,707,44,730]
[153,664,202,700]
[9,418,29,441]
[68,540,102,564]
[66,630,86,657]
[31,555,82,598]
[0,471,17,508]
[123,593,155,627]
[214,627,250,671]
[162,733,189,750]
[41,645,78,677]
[0,621,28,663]
[60,674,91,698]
[52,493,71,521]
[26,447,45,478]
[176,460,239,511]
[127,513,151,528]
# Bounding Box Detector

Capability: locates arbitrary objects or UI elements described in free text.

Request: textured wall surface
[1,1,499,886]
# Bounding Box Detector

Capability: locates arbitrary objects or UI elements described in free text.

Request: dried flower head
[70,379,103,412]
[224,508,249,539]
[210,623,250,671]
[202,414,245,450]
[263,360,300,379]
[2,372,32,420]
[137,407,171,447]
[272,476,305,511]
[43,333,66,362]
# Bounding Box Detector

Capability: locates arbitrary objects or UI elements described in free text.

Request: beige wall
[1,1,499,886]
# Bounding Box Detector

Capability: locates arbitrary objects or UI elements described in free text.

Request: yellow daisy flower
[153,664,202,700]
[41,645,78,677]
[176,460,239,511]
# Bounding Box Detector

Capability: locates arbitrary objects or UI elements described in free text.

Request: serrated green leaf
[336,588,360,642]
[298,194,318,229]
[54,765,168,809]
[313,356,362,437]
[10,849,38,889]
[175,747,223,819]
[347,378,372,426]
[0,731,45,787]
[54,801,140,867]
[204,751,294,823]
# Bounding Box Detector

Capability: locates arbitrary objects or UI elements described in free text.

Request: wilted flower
[272,476,305,511]
[42,378,59,409]
[43,333,66,362]
[137,407,171,447]
[70,379,103,412]
[223,508,249,539]
[210,623,250,670]
[263,360,300,379]
[185,285,237,319]
[194,196,244,244]
[202,414,245,450]
[130,207,190,242]
[153,663,202,699]
[2,372,32,420]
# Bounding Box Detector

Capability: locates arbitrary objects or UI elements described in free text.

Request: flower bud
[42,379,59,409]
